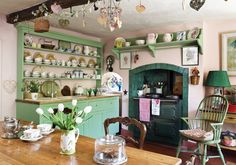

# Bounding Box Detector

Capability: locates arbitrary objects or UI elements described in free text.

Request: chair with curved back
[176,95,229,165]
[104,117,147,149]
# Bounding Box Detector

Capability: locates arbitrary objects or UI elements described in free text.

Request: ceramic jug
[163,33,173,42]
[146,33,158,44]
[83,46,90,55]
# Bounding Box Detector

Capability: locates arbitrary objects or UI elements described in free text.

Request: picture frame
[181,46,199,66]
[176,31,186,41]
[222,31,236,76]
[120,52,131,69]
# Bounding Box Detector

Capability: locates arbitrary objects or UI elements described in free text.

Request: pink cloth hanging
[139,98,151,122]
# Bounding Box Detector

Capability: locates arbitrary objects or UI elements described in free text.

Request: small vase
[60,129,79,155]
[31,93,38,100]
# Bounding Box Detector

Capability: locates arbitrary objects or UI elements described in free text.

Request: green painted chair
[176,95,228,165]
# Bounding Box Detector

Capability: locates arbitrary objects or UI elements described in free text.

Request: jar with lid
[93,135,127,165]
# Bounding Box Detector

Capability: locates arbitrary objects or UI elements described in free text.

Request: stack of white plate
[25,56,33,63]
[32,71,40,77]
[34,57,43,64]
[43,59,51,65]
[24,70,31,77]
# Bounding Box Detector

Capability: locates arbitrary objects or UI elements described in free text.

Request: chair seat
[180,128,213,142]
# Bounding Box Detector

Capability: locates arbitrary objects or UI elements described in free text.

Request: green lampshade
[205,71,231,87]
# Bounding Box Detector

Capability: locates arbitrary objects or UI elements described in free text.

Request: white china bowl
[135,40,145,45]
[37,124,52,132]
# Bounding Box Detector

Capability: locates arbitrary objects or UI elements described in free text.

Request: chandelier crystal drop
[97,0,122,32]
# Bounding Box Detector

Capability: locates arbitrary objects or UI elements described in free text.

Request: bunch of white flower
[36,99,92,130]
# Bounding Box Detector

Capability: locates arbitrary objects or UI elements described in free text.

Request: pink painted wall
[203,19,236,132]
[104,19,236,132]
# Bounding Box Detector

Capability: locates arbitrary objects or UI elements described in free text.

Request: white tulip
[48,108,54,114]
[58,103,64,112]
[72,99,77,107]
[76,117,83,124]
[36,108,44,115]
[84,106,92,114]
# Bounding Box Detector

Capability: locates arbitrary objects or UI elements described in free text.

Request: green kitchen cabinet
[16,97,119,139]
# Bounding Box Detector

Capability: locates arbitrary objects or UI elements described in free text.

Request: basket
[34,19,50,33]
[190,76,200,85]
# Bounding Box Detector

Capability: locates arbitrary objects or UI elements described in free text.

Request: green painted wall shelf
[112,29,203,58]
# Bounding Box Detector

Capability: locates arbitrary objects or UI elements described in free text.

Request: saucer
[20,135,43,142]
[41,129,54,135]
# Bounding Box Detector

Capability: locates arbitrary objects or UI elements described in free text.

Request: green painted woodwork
[129,63,189,146]
[176,95,228,165]
[16,23,104,99]
[16,97,119,139]
[112,29,203,58]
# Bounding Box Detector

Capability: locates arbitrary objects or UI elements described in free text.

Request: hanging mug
[163,33,173,42]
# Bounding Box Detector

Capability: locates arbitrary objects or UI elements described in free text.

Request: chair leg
[176,136,182,157]
[216,143,226,165]
[201,144,207,165]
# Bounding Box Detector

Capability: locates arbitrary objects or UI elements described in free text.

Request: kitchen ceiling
[1,0,236,40]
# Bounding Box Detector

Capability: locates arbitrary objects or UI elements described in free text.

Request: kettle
[163,33,173,42]
[146,33,158,44]
[2,117,21,139]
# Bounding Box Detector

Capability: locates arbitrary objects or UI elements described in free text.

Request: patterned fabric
[180,128,213,141]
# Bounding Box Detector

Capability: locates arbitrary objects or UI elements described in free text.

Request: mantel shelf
[112,36,203,58]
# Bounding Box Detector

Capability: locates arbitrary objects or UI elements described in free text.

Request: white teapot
[146,33,158,44]
[163,33,173,42]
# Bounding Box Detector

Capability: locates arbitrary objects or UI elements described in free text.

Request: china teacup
[51,60,56,65]
[23,129,40,139]
[37,124,52,132]
[137,90,144,97]
[66,61,72,66]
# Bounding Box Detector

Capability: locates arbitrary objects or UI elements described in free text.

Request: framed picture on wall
[181,46,199,66]
[120,52,131,69]
[222,31,236,76]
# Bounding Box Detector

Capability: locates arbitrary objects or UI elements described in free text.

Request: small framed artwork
[181,46,199,66]
[222,31,236,76]
[120,52,131,69]
[176,31,186,41]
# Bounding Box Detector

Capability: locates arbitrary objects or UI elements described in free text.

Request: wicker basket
[190,76,200,85]
[34,19,50,32]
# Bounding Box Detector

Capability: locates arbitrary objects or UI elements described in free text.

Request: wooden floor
[121,130,236,165]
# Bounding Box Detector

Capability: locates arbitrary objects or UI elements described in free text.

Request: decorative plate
[33,52,44,59]
[46,54,56,60]
[187,28,200,40]
[69,56,77,61]
[20,135,43,142]
[58,40,71,50]
[79,57,86,64]
[114,37,126,48]
[24,51,31,57]
[74,44,82,54]
[24,34,33,46]
[101,72,123,92]
[41,81,60,97]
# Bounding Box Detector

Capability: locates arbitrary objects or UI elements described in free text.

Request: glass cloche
[94,135,127,165]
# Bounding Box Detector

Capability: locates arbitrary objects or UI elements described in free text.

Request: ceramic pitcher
[146,33,158,44]
[163,33,173,42]
[60,129,79,155]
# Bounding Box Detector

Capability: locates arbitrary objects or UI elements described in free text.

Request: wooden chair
[176,95,229,165]
[104,117,147,149]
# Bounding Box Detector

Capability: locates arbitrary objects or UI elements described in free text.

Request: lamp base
[214,87,222,95]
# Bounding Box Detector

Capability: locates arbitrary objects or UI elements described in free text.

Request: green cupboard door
[83,111,103,139]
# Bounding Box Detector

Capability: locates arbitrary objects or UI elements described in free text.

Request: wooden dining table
[0,126,182,165]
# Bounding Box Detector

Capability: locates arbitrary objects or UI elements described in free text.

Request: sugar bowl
[94,135,127,165]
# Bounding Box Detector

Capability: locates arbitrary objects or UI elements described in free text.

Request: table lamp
[205,70,231,95]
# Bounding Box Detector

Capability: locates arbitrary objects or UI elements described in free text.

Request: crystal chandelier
[97,0,122,32]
